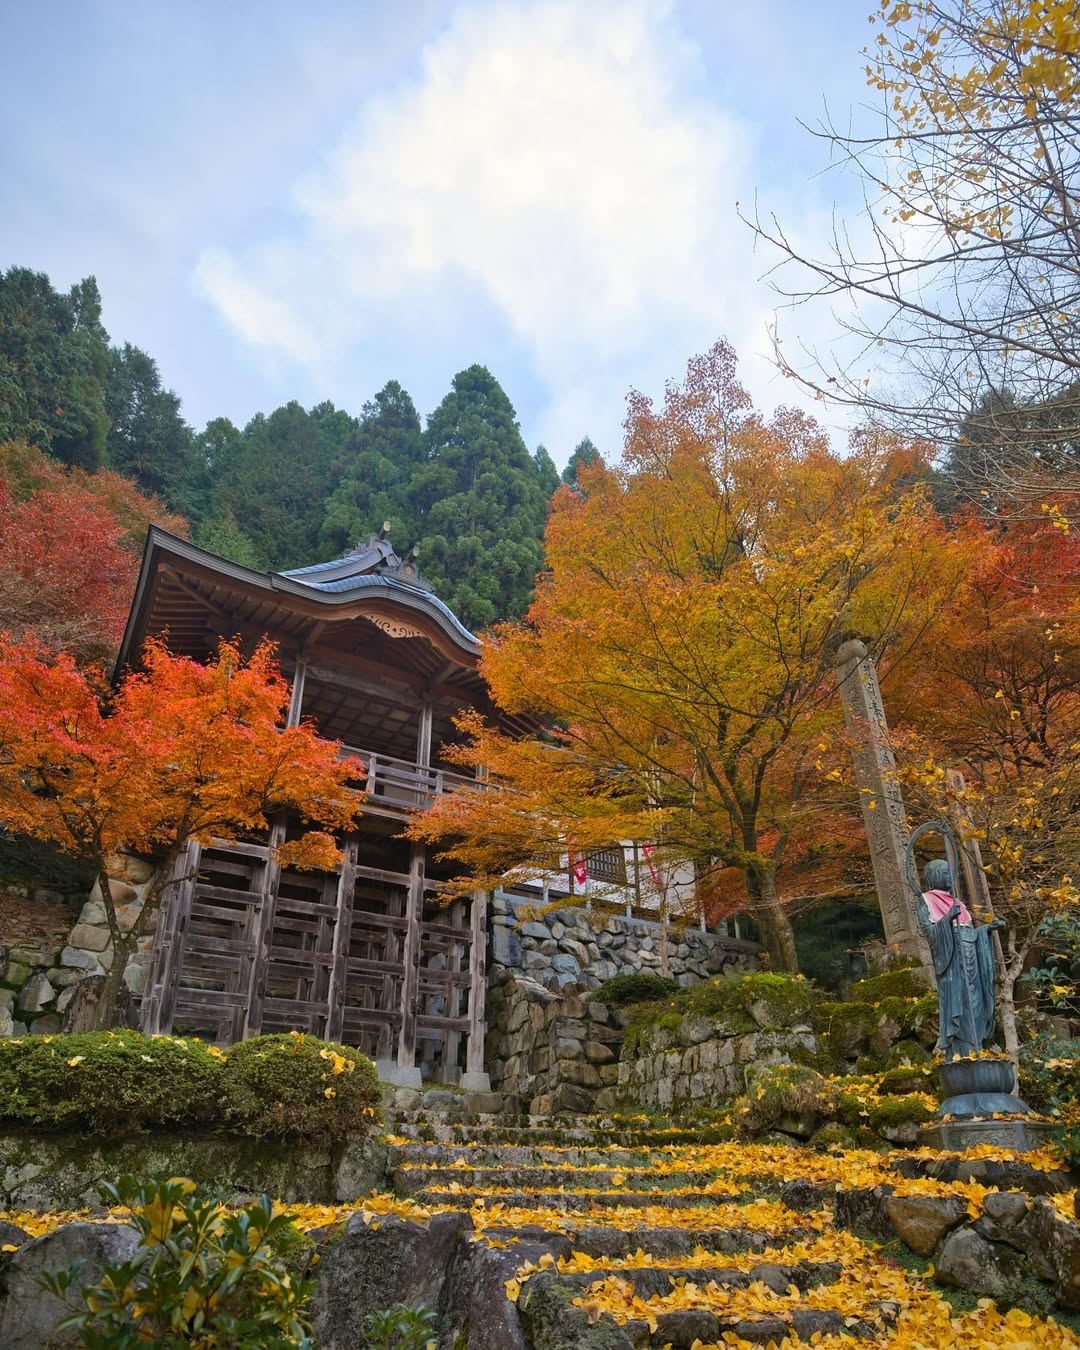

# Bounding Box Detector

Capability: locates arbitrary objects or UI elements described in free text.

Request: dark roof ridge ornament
[283,522,431,591]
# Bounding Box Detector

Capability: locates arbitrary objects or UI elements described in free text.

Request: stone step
[483,1224,816,1257]
[386,1120,703,1147]
[388,1141,666,1167]
[410,1187,744,1210]
[394,1165,726,1196]
[549,1256,843,1298]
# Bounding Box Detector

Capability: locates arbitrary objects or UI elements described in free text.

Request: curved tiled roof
[117,528,482,672]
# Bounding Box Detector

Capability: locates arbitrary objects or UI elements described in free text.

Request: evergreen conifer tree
[322,381,425,555]
[408,365,549,629]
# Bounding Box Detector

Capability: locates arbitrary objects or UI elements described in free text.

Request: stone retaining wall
[617,1001,818,1111]
[485,972,626,1113]
[0,1128,388,1210]
[0,853,155,1038]
[490,891,760,992]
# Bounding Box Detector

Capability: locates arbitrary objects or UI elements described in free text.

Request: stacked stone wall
[490,892,758,992]
[617,1003,818,1111]
[485,972,625,1113]
[0,853,155,1037]
[484,895,761,1112]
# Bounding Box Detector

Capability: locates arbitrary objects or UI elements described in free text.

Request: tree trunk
[994,934,1024,1061]
[88,934,136,1030]
[749,867,800,973]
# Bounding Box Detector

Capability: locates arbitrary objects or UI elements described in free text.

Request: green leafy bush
[589,973,679,1007]
[41,1177,312,1348]
[363,1303,438,1349]
[1018,1031,1080,1115]
[1020,910,1080,1016]
[0,1030,225,1132]
[0,1029,382,1143]
[222,1033,381,1145]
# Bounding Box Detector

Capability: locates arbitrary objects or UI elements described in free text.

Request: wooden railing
[339,745,476,811]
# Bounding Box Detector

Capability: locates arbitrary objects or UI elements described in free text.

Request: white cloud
[193,248,323,367]
[192,0,838,453]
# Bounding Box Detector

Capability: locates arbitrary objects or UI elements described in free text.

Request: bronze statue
[916,857,1002,1059]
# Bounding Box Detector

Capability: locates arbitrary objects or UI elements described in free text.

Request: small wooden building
[123,527,503,1088]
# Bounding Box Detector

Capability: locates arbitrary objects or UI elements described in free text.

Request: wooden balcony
[340,745,477,816]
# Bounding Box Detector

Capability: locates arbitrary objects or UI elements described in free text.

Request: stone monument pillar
[835,639,931,967]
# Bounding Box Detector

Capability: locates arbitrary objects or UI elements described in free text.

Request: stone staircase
[311,1110,959,1349]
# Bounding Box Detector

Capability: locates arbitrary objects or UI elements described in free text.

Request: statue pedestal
[919,1116,1057,1152]
[919,1055,1053,1154]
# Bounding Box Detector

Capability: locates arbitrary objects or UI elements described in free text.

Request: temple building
[121,525,510,1089]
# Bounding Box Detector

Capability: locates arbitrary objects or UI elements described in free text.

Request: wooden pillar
[393,842,425,1086]
[442,897,465,1083]
[141,840,200,1035]
[242,822,284,1039]
[286,656,307,728]
[325,837,357,1044]
[461,888,491,1091]
[416,697,433,767]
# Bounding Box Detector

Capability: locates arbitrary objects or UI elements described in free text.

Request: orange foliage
[0,636,360,1025]
[412,342,969,971]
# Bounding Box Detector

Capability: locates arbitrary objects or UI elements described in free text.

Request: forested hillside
[0,265,587,630]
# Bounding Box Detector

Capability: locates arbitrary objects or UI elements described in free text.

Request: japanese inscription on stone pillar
[835,639,931,966]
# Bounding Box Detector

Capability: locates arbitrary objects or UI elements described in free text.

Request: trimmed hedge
[0,1029,381,1143]
[222,1034,381,1144]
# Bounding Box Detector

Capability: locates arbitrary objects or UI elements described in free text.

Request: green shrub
[0,1030,225,1132]
[222,1033,382,1145]
[0,1029,382,1144]
[589,973,679,1007]
[363,1304,438,1349]
[1018,1032,1080,1115]
[41,1177,312,1347]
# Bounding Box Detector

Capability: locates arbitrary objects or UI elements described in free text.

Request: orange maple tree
[411,342,969,971]
[0,636,360,1027]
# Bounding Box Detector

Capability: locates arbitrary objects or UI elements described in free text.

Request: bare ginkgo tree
[748,0,1080,519]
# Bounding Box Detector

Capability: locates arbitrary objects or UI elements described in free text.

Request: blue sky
[1,0,877,468]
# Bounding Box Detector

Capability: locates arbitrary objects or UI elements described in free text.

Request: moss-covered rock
[809,1122,859,1152]
[887,1039,934,1069]
[879,1063,938,1097]
[849,965,930,1004]
[735,1063,838,1135]
[813,1001,876,1060]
